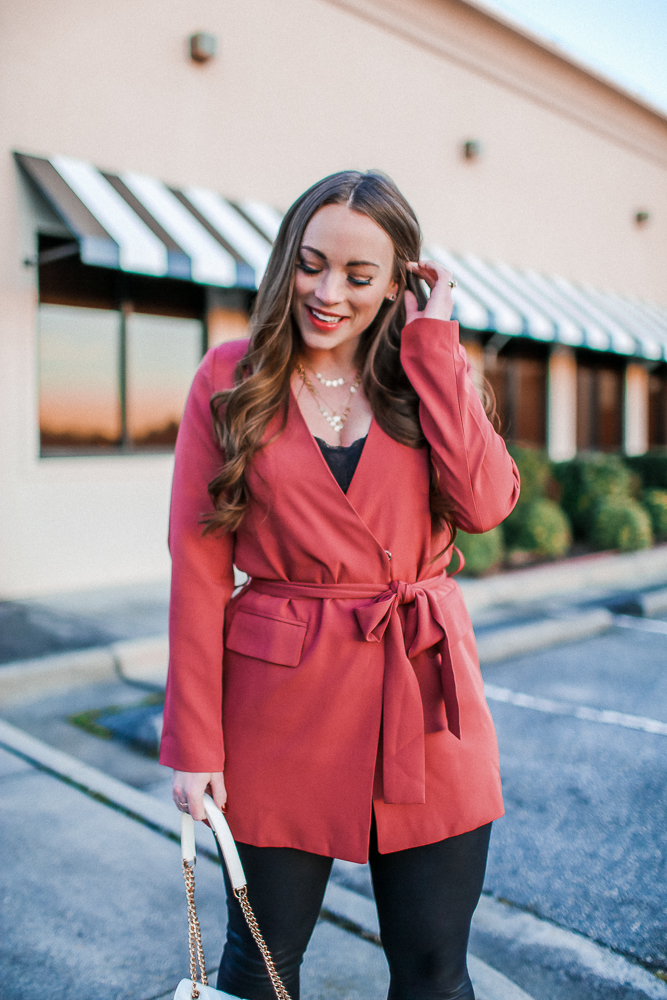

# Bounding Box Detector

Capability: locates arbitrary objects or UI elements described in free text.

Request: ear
[386,280,399,302]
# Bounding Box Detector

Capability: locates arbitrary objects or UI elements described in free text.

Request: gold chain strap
[234,886,292,1000]
[182,858,293,1000]
[182,860,208,999]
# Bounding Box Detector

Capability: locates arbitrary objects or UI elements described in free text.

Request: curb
[0,609,615,702]
[638,586,667,617]
[476,608,613,664]
[459,545,667,616]
[0,634,168,705]
[0,716,217,857]
[0,717,534,1000]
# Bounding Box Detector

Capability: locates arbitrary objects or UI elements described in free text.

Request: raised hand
[404,260,455,326]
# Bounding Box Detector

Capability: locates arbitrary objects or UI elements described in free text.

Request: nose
[314,269,347,305]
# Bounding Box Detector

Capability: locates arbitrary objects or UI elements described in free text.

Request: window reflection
[484,347,547,448]
[125,313,202,448]
[576,360,622,451]
[39,305,121,450]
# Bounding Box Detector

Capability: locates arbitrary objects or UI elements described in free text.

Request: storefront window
[38,302,203,455]
[37,243,210,456]
[39,305,121,450]
[648,370,667,447]
[126,313,202,448]
[484,343,547,448]
[576,356,623,451]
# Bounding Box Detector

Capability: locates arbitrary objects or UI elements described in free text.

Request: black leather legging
[216,820,491,1000]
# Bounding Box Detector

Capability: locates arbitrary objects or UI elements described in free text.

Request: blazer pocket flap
[226,610,307,667]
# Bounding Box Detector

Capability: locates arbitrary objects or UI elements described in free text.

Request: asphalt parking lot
[2,572,667,999]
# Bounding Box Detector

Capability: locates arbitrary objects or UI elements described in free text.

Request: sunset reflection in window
[126,313,202,448]
[38,304,203,454]
[39,305,121,449]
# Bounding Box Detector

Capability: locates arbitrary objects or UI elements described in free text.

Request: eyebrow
[300,245,380,268]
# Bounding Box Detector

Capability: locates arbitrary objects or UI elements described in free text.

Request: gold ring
[448,279,457,288]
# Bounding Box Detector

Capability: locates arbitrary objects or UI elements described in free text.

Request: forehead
[302,203,394,265]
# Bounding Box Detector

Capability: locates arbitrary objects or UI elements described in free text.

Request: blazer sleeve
[400,318,520,534]
[159,344,238,773]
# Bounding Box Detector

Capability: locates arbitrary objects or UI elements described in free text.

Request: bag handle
[181,795,246,889]
[180,795,292,1000]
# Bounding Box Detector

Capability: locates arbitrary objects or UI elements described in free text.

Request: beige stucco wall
[1,0,665,595]
[1,0,665,298]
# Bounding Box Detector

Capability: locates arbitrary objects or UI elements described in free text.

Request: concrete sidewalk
[0,740,391,1000]
[0,720,535,1000]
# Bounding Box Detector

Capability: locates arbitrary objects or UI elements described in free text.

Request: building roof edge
[459,0,667,125]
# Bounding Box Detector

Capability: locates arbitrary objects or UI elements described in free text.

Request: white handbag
[174,794,291,1000]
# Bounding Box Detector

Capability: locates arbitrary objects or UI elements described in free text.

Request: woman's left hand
[404,260,455,325]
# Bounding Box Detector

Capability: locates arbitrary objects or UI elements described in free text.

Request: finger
[403,289,419,326]
[172,778,188,811]
[407,264,438,292]
[187,792,207,822]
[173,792,189,812]
[209,774,228,812]
[407,260,451,291]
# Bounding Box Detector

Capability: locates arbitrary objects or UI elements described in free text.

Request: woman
[161,170,520,1000]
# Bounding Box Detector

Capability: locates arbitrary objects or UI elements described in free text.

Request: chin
[298,318,362,351]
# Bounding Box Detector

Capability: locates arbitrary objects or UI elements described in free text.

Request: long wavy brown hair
[204,170,459,544]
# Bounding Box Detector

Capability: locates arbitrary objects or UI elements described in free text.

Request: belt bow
[249,572,461,806]
[354,575,461,805]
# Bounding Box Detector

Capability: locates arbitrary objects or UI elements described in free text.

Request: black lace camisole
[315,436,367,494]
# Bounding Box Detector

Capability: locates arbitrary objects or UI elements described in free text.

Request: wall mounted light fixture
[189,32,217,63]
[463,140,483,160]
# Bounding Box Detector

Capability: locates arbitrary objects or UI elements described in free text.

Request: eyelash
[297,262,373,287]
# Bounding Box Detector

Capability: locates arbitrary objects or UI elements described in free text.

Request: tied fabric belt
[249,573,461,806]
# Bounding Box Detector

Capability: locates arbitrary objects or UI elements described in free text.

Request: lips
[306,306,348,332]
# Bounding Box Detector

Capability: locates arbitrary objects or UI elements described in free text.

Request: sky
[473,0,667,115]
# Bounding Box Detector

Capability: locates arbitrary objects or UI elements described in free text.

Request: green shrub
[642,488,667,541]
[553,453,632,539]
[506,445,551,504]
[625,450,667,490]
[502,446,571,557]
[503,498,572,559]
[456,527,504,577]
[591,497,653,552]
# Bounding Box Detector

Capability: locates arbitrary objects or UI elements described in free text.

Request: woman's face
[292,203,399,354]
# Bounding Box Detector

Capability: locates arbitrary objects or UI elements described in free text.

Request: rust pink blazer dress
[160,318,520,863]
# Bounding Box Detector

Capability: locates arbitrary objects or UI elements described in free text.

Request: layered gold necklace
[296,363,361,434]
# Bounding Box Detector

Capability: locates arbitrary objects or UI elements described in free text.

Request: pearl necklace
[315,371,346,388]
[297,363,361,434]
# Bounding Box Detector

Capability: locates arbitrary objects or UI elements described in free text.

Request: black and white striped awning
[429,246,667,362]
[17,152,667,359]
[17,152,280,289]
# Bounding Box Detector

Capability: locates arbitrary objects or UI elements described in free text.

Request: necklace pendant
[298,361,361,436]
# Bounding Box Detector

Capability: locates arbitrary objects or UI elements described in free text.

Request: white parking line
[613,614,667,635]
[484,684,667,736]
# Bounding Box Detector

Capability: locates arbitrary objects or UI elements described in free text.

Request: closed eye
[297,257,373,287]
[297,261,321,275]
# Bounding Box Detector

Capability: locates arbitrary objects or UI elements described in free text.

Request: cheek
[356,289,387,321]
[293,273,309,302]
